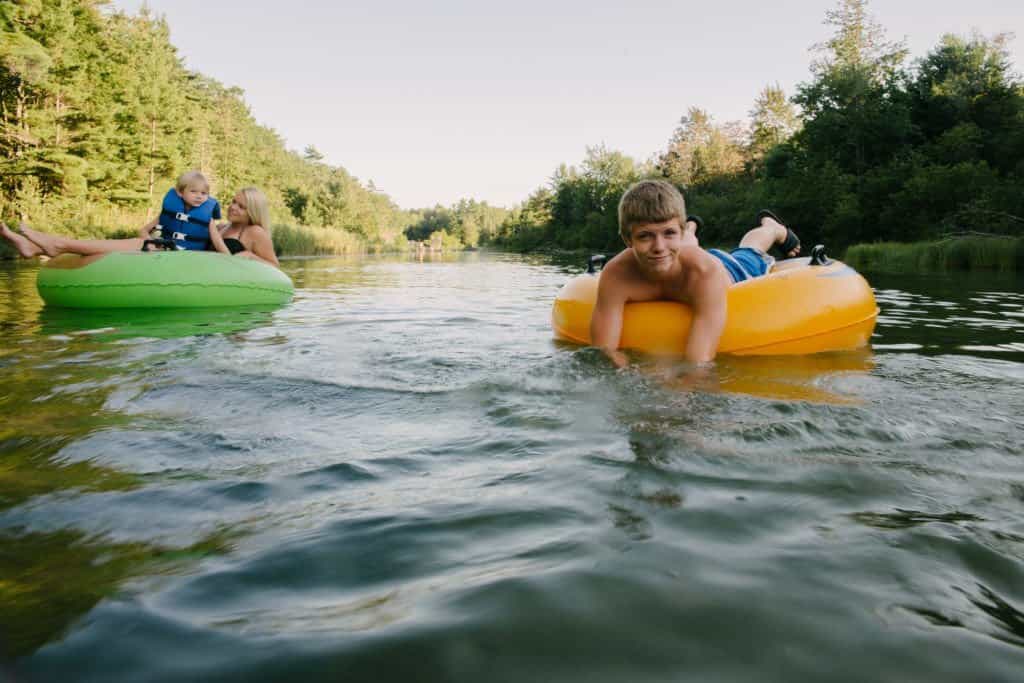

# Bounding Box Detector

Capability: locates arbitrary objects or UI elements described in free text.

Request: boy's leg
[738,214,800,257]
[19,224,143,257]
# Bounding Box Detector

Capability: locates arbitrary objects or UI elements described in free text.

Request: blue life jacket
[157,188,221,250]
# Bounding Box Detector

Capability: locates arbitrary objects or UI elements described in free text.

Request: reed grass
[844,236,1024,273]
[270,224,365,256]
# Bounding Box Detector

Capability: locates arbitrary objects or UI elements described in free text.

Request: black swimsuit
[222,238,246,255]
[207,226,247,255]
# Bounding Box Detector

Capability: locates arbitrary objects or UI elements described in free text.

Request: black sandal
[757,209,800,257]
[686,214,704,233]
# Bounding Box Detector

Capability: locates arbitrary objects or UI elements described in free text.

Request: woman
[205,187,279,267]
[1,186,279,268]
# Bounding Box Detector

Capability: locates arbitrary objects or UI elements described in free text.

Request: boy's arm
[207,221,229,254]
[138,217,159,239]
[682,253,728,363]
[590,268,630,368]
[206,201,225,247]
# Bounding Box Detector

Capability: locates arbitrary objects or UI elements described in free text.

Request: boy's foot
[1,221,43,258]
[17,223,62,257]
[683,214,703,247]
[686,214,704,233]
[757,210,801,258]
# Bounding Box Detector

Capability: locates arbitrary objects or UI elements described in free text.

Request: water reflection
[38,306,278,342]
[0,527,237,659]
[871,270,1024,359]
[0,261,45,346]
[673,350,875,404]
[1,345,141,510]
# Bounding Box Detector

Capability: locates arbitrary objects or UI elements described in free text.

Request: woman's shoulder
[247,224,272,238]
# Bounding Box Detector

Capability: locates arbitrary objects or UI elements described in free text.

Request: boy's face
[179,184,210,209]
[627,217,684,275]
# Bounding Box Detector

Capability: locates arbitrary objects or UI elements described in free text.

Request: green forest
[489,1,1024,269]
[2,0,1023,268]
[0,0,512,256]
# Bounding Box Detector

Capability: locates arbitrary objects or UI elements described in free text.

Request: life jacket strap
[170,231,210,243]
[160,208,211,228]
[155,223,210,243]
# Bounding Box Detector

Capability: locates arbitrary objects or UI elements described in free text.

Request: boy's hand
[603,348,630,369]
[138,217,159,239]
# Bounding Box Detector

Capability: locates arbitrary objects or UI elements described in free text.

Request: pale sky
[111,1,1022,209]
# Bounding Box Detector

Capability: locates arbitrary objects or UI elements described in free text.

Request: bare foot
[682,223,699,248]
[17,223,62,257]
[1,221,43,258]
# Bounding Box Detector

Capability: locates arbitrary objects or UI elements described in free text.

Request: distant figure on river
[1,174,280,268]
[591,180,801,367]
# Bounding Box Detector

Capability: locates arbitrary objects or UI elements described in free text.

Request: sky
[110,0,1023,209]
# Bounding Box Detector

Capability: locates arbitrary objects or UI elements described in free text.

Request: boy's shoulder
[603,249,638,278]
[678,244,716,267]
[599,250,654,300]
[606,245,714,278]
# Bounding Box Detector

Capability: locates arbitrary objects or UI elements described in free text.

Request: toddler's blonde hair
[176,170,210,193]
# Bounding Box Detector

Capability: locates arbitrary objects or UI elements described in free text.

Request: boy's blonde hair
[618,180,686,242]
[176,170,210,193]
[238,187,271,232]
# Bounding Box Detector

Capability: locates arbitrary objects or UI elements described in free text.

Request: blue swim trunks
[707,247,775,284]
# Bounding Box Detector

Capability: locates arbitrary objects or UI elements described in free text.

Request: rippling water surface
[2,253,1023,682]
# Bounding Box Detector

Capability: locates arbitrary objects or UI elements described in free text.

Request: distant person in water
[1,178,279,268]
[591,180,801,367]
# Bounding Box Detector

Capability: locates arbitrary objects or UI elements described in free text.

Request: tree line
[488,0,1024,257]
[404,199,512,249]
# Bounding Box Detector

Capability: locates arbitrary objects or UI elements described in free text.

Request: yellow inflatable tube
[551,257,879,356]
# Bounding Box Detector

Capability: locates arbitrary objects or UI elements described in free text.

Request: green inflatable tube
[37,252,294,308]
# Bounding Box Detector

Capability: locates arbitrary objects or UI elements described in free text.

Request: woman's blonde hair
[238,187,271,231]
[176,170,210,193]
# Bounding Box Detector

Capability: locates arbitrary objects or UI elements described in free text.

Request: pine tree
[748,84,800,163]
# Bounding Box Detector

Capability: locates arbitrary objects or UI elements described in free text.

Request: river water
[2,252,1023,682]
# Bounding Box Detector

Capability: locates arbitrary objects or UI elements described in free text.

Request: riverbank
[844,235,1024,273]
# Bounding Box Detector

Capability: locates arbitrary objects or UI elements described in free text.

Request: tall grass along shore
[844,235,1024,273]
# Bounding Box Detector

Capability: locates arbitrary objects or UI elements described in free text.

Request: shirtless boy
[591,180,801,367]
